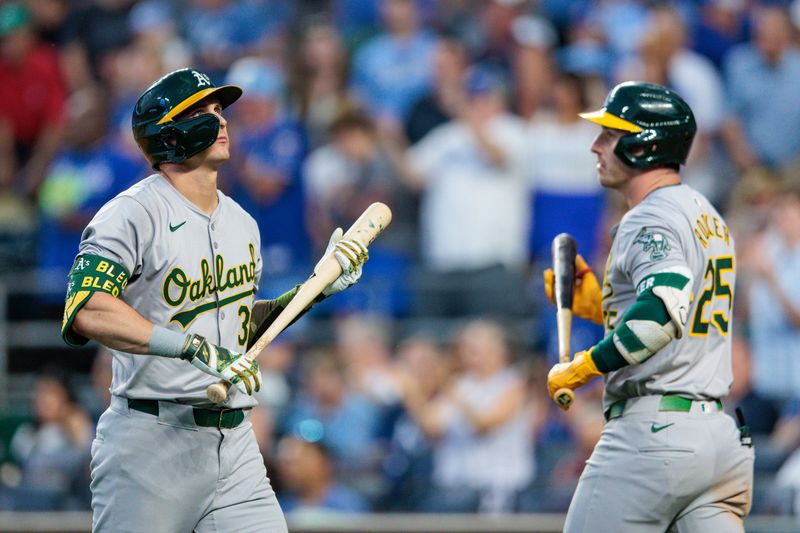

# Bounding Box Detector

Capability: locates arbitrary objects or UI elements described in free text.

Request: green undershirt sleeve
[591,288,675,373]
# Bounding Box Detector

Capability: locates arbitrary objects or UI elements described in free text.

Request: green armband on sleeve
[592,273,690,372]
[247,284,325,350]
[62,254,130,348]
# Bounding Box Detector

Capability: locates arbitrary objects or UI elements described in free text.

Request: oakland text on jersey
[693,213,730,249]
[163,243,257,326]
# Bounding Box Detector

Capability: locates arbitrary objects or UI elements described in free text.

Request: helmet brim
[579,109,643,133]
[156,85,243,125]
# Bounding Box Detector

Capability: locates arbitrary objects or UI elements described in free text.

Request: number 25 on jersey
[690,256,733,335]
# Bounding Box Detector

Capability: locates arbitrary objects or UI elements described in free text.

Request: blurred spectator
[288,18,355,148]
[61,0,136,80]
[526,72,604,265]
[305,108,415,256]
[0,1,67,198]
[526,72,605,358]
[332,0,382,49]
[127,1,193,74]
[275,435,369,515]
[583,0,650,62]
[36,89,143,293]
[379,335,449,511]
[281,350,382,473]
[250,339,297,457]
[722,5,800,171]
[405,65,529,317]
[691,0,749,70]
[303,109,415,314]
[726,333,779,439]
[1,368,93,510]
[401,320,534,512]
[181,0,290,82]
[742,181,800,404]
[470,0,522,83]
[511,14,557,119]
[404,34,469,146]
[618,4,726,201]
[350,0,437,139]
[79,346,114,424]
[225,58,312,290]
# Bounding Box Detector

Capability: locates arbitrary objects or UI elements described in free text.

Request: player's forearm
[72,292,154,354]
[593,293,674,371]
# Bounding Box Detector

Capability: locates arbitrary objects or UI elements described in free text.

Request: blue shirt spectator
[225,59,311,289]
[281,353,380,468]
[37,97,144,298]
[182,0,289,82]
[723,6,800,169]
[350,0,437,129]
[746,192,800,402]
[276,435,369,515]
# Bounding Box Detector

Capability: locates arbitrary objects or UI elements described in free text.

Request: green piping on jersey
[592,273,690,372]
[62,254,130,348]
[169,287,255,328]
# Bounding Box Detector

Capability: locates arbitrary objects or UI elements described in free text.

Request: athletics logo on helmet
[131,68,242,169]
[579,81,697,170]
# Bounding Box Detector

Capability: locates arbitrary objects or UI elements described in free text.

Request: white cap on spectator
[225,57,285,101]
[511,14,558,49]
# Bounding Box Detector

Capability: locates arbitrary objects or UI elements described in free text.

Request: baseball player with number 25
[60,68,368,532]
[544,82,754,532]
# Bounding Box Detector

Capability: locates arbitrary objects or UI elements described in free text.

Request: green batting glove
[180,334,262,395]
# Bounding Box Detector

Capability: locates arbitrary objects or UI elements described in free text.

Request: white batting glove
[180,334,262,395]
[318,227,369,296]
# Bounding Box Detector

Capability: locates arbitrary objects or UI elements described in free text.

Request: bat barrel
[552,233,577,310]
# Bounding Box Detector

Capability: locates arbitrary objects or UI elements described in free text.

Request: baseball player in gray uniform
[60,68,368,532]
[544,82,754,532]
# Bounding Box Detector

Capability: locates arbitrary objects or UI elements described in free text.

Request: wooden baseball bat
[206,202,393,404]
[552,233,577,411]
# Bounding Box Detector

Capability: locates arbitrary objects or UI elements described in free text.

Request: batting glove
[547,349,603,402]
[318,227,369,296]
[180,334,262,395]
[544,254,604,325]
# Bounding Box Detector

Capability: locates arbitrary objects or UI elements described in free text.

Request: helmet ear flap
[158,124,188,163]
[151,114,220,167]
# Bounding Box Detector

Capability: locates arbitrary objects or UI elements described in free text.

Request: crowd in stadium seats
[2,0,800,517]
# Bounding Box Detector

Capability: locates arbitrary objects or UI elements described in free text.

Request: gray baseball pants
[564,396,754,533]
[90,396,287,532]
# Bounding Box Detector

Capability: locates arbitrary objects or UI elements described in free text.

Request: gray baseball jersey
[600,184,734,409]
[564,184,753,533]
[78,174,262,408]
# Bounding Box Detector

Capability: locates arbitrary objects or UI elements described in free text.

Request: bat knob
[207,382,230,404]
[555,388,575,411]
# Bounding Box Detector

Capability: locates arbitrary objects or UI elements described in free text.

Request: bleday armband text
[61,254,130,347]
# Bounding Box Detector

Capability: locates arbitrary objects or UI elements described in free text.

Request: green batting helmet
[579,81,696,170]
[132,68,242,169]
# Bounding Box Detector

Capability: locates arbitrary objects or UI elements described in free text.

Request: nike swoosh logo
[169,221,186,232]
[651,422,675,433]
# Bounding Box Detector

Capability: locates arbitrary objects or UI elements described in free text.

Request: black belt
[128,399,247,428]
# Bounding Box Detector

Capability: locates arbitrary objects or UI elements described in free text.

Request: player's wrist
[148,325,188,358]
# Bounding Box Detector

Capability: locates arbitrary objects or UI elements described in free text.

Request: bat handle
[554,388,574,410]
[207,380,231,404]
